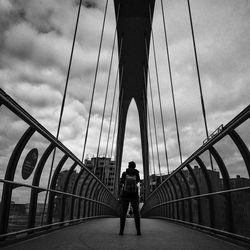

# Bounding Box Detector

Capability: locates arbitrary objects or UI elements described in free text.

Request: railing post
[179,170,193,222]
[81,178,96,218]
[196,157,215,228]
[47,155,68,225]
[60,162,78,222]
[229,130,250,177]
[174,175,185,221]
[77,173,91,219]
[209,146,234,233]
[186,164,201,224]
[28,143,55,229]
[0,126,35,235]
[169,178,179,220]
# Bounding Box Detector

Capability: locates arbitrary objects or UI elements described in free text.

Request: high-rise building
[84,156,116,194]
[53,157,116,219]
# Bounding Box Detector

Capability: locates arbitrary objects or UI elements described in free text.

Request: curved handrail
[0,89,119,242]
[142,105,250,243]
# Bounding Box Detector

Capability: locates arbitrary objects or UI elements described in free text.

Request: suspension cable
[187,0,214,170]
[104,4,121,160]
[103,69,119,186]
[94,25,117,175]
[98,4,122,184]
[111,66,124,159]
[148,110,156,178]
[147,90,156,178]
[140,64,156,184]
[81,0,109,162]
[148,105,156,189]
[99,38,124,182]
[149,6,170,175]
[104,66,119,159]
[41,0,83,224]
[160,0,183,164]
[141,72,152,195]
[143,62,162,183]
[103,64,118,186]
[111,100,119,158]
[147,105,155,189]
[148,69,162,182]
[187,0,208,141]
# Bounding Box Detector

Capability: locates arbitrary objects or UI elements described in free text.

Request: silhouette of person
[119,161,141,235]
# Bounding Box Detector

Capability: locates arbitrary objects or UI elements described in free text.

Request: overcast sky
[0,0,250,196]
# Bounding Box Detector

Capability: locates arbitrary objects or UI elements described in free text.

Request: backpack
[123,174,138,193]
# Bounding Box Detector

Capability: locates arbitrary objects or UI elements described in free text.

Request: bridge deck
[3,218,247,250]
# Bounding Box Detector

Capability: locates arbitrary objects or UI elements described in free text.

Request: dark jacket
[120,168,140,198]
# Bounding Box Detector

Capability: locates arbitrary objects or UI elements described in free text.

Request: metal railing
[0,89,119,242]
[142,104,250,244]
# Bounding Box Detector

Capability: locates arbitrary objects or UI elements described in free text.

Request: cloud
[0,0,250,194]
[0,0,12,13]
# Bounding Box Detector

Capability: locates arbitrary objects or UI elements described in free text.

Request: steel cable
[81,0,109,162]
[100,4,122,184]
[143,49,162,183]
[111,100,119,158]
[150,18,170,175]
[94,26,117,175]
[160,0,183,164]
[148,70,162,182]
[41,0,83,224]
[104,67,119,160]
[146,81,156,180]
[103,4,122,161]
[186,0,214,170]
[102,67,119,185]
[187,0,209,141]
[112,67,124,161]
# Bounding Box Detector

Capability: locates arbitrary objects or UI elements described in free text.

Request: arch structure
[141,104,250,243]
[114,0,155,198]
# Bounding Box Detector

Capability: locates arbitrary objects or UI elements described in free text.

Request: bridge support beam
[113,0,155,199]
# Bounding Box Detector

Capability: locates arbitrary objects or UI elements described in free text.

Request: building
[84,156,116,194]
[53,157,116,219]
[230,175,250,237]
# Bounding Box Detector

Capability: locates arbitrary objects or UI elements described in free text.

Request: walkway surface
[3,218,247,250]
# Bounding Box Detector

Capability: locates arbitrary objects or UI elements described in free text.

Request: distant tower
[114,0,155,198]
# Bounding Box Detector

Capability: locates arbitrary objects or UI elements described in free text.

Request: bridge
[0,0,250,249]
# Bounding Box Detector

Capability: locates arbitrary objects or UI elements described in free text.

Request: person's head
[128,161,136,169]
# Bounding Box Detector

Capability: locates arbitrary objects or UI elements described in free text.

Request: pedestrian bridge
[0,84,250,249]
[1,0,250,249]
[1,218,247,250]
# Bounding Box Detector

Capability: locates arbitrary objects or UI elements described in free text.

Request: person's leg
[119,198,129,235]
[131,198,141,235]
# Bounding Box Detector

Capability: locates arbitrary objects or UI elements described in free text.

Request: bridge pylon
[114,0,155,199]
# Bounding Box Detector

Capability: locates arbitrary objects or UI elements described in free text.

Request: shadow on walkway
[3,218,247,250]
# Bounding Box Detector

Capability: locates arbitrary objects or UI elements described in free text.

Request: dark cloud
[82,0,97,9]
[81,0,106,10]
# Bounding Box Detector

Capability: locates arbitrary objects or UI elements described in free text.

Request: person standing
[119,161,141,236]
